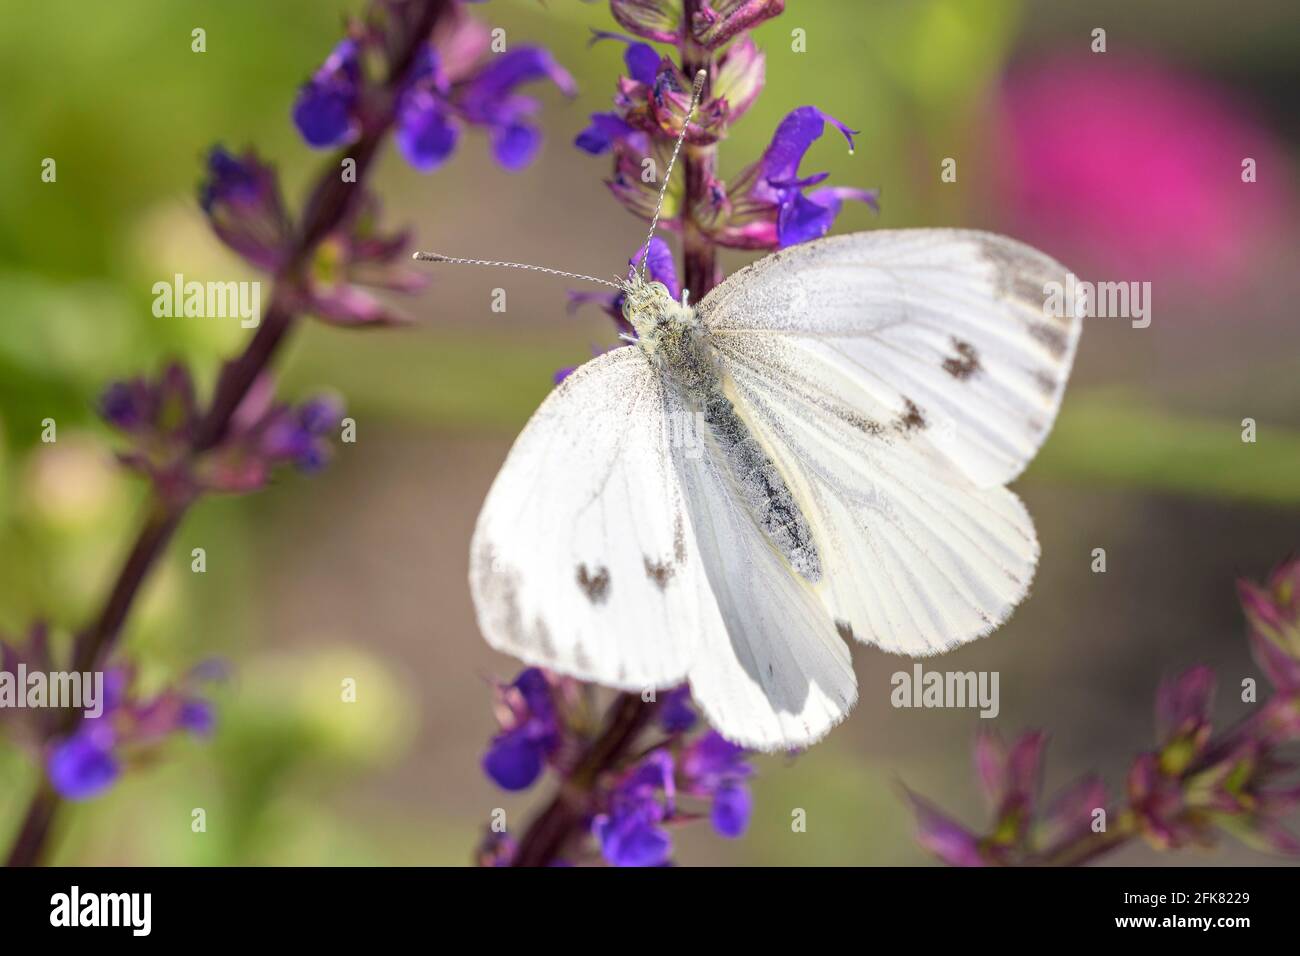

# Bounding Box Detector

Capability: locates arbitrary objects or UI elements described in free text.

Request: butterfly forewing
[698,229,1084,487]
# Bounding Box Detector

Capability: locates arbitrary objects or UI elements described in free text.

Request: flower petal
[761,106,858,185]
[396,95,461,173]
[48,735,120,801]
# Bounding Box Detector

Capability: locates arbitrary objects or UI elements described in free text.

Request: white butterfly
[419,75,1083,752]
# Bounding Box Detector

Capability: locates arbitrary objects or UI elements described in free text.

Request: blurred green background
[1,0,1298,865]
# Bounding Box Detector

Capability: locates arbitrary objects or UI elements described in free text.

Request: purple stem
[679,0,718,298]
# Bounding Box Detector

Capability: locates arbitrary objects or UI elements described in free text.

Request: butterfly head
[621,273,694,345]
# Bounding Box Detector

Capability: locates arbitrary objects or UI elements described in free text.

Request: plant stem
[512,692,658,867]
[3,0,452,869]
[679,2,717,298]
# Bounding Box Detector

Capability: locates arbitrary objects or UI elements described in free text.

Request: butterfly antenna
[410,251,623,290]
[638,68,707,280]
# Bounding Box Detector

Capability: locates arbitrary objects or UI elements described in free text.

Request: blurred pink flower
[994,55,1294,292]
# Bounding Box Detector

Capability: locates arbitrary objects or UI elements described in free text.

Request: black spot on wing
[835,619,855,641]
[644,556,674,590]
[576,564,611,604]
[942,338,981,380]
[897,398,927,433]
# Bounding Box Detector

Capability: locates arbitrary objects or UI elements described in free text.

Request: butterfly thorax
[622,277,719,396]
[621,275,823,583]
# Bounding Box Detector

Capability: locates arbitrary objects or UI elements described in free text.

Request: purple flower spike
[48,735,121,801]
[293,39,363,148]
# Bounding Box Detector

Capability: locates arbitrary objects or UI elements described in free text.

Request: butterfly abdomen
[700,389,822,583]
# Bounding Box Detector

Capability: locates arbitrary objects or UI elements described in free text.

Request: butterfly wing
[697,229,1081,654]
[470,346,712,688]
[699,229,1083,487]
[471,343,857,751]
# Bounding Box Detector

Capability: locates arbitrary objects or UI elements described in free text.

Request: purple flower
[292,38,363,148]
[906,731,1110,865]
[589,728,754,865]
[711,107,878,249]
[576,32,761,153]
[48,734,120,802]
[256,396,346,474]
[297,193,427,327]
[198,147,292,273]
[396,43,575,173]
[593,797,673,867]
[102,363,346,497]
[99,363,200,500]
[482,668,563,791]
[593,751,676,866]
[44,665,219,802]
[680,731,754,839]
[575,111,641,156]
[292,15,573,174]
